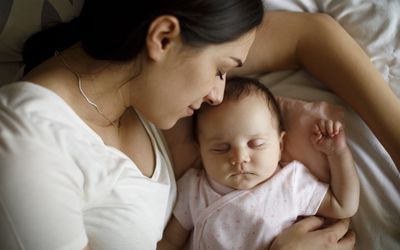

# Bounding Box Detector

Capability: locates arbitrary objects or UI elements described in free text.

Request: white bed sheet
[261,1,400,249]
[0,1,399,249]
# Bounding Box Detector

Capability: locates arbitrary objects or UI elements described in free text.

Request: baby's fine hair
[193,76,284,142]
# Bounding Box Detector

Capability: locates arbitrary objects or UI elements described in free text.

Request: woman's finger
[338,230,356,249]
[318,219,351,242]
[295,216,325,232]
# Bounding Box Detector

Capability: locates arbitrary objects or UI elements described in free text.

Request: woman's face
[197,94,284,190]
[135,30,256,129]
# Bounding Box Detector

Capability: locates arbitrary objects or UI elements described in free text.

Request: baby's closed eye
[248,139,267,149]
[210,143,230,153]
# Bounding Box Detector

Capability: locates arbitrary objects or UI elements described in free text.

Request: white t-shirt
[0,82,176,250]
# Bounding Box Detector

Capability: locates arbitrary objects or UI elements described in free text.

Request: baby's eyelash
[211,143,230,153]
[216,71,225,80]
[248,139,266,148]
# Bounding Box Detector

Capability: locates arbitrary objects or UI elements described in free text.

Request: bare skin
[158,217,356,250]
[231,12,400,169]
[23,15,255,250]
[269,217,356,250]
[22,11,391,250]
[166,12,400,181]
[163,11,399,250]
[159,93,358,250]
[313,120,359,219]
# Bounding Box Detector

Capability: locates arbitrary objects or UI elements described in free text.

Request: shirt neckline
[6,81,161,179]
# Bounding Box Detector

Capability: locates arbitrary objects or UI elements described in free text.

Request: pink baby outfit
[174,161,328,250]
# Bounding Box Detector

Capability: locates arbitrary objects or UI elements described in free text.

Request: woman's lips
[186,107,194,116]
[186,105,201,116]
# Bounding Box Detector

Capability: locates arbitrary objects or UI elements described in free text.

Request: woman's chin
[153,112,190,130]
[156,118,179,130]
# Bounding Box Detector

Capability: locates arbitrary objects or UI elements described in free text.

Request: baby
[158,77,359,250]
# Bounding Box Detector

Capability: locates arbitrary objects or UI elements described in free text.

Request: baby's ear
[279,131,292,165]
[279,131,286,153]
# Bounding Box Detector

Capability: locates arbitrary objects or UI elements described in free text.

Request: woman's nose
[205,79,225,105]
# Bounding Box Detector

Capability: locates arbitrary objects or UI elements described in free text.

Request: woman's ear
[146,15,181,61]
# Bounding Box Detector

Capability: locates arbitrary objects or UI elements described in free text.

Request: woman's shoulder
[0,81,90,132]
[0,81,71,121]
[0,81,100,154]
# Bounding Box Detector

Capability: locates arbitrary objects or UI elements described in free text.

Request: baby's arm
[157,216,190,250]
[312,120,360,219]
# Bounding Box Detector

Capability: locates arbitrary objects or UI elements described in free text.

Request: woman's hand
[270,216,355,250]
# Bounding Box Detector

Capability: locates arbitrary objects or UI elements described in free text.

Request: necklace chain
[55,51,120,128]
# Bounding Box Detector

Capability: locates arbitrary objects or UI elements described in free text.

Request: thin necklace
[55,51,120,128]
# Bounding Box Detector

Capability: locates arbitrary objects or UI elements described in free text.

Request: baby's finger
[326,120,334,137]
[313,124,321,136]
[317,120,327,135]
[334,121,342,135]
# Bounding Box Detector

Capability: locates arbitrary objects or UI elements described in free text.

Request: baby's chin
[233,182,263,190]
[227,175,264,190]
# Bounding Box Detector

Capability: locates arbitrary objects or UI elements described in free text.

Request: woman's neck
[24,45,136,130]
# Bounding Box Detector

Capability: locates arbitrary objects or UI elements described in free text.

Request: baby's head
[194,77,285,190]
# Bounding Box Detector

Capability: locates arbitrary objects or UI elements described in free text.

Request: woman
[1,1,260,249]
[1,0,396,250]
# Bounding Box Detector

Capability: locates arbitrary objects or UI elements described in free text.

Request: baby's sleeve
[0,136,88,250]
[291,161,329,216]
[173,168,200,231]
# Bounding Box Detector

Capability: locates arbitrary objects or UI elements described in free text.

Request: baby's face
[197,94,284,190]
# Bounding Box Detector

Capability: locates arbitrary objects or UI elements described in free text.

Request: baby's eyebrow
[208,138,225,144]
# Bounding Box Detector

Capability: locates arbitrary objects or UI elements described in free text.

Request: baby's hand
[311,119,347,155]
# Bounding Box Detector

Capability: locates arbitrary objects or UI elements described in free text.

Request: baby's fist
[311,119,347,155]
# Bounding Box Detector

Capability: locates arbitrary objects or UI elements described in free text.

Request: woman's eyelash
[217,71,225,80]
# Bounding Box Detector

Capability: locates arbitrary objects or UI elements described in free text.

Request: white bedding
[0,0,399,249]
[261,0,400,249]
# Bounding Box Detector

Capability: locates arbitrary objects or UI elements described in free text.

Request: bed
[260,1,400,249]
[0,0,399,249]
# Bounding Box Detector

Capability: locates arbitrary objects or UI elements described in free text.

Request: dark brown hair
[23,0,264,73]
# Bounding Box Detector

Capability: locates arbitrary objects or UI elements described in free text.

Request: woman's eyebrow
[230,57,243,67]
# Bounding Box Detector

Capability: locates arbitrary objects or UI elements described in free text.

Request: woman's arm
[232,11,400,169]
[157,216,190,250]
[162,117,201,179]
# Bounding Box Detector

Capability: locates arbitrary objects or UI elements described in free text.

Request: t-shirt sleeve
[291,161,329,216]
[173,168,200,231]
[0,136,88,250]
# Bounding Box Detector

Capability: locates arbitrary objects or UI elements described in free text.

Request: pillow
[277,96,345,182]
[0,0,83,85]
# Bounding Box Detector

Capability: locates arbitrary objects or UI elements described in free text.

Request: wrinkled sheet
[260,1,400,249]
[0,0,399,249]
